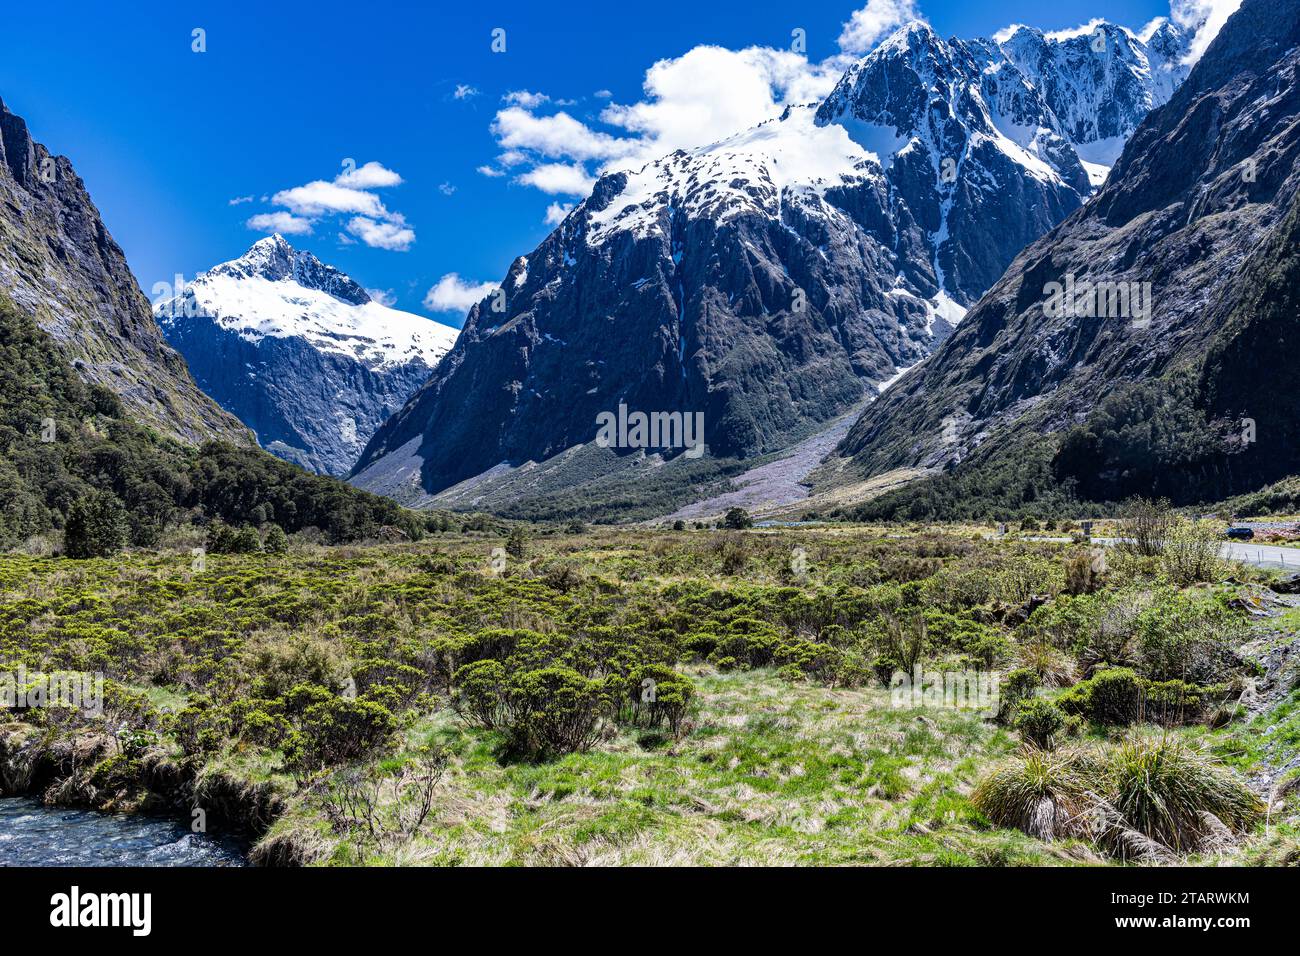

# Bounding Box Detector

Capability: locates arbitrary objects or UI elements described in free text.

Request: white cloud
[1043,18,1107,42]
[837,0,924,55]
[423,273,497,313]
[272,180,390,219]
[597,45,841,172]
[366,288,397,306]
[228,195,254,206]
[491,106,637,163]
[503,90,550,108]
[335,161,403,189]
[438,181,457,196]
[477,165,505,178]
[454,84,480,99]
[544,202,573,226]
[246,161,414,250]
[1135,17,1170,43]
[246,211,313,235]
[1172,0,1242,63]
[516,163,595,196]
[346,216,415,251]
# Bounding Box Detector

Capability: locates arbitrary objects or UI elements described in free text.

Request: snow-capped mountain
[351,18,1189,507]
[157,235,458,476]
[999,19,1191,176]
[838,0,1300,512]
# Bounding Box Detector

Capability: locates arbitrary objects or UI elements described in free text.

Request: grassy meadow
[1,520,1297,866]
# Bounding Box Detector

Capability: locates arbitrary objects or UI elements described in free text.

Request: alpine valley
[6,0,1300,881]
[349,17,1193,519]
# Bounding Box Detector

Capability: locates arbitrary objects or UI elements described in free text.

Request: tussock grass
[973,734,1263,859]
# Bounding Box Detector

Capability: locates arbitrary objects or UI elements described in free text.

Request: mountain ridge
[0,95,248,446]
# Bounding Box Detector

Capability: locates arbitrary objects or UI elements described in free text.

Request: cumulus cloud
[516,163,595,196]
[244,160,415,250]
[272,181,390,219]
[1171,0,1242,63]
[423,273,497,313]
[335,161,403,189]
[597,45,842,171]
[346,216,415,251]
[1043,18,1107,42]
[491,106,637,163]
[246,211,314,235]
[544,202,573,226]
[837,0,924,55]
[244,213,313,238]
[503,90,550,108]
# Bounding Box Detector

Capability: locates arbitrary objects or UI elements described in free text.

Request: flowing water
[0,796,246,866]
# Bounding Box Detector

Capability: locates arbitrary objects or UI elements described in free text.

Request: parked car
[1226,526,1255,541]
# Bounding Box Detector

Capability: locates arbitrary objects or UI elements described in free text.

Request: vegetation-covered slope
[0,96,247,445]
[0,296,427,550]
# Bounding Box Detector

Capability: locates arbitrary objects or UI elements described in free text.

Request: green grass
[1,523,1292,866]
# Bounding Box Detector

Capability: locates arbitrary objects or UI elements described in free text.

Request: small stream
[0,797,247,866]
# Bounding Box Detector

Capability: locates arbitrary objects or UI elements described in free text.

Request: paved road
[1020,535,1300,571]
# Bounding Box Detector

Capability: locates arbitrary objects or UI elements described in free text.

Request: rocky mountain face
[837,0,1300,512]
[156,236,458,476]
[351,19,1189,505]
[999,20,1190,172]
[0,96,247,445]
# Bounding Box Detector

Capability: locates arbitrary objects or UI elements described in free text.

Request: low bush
[1014,698,1066,750]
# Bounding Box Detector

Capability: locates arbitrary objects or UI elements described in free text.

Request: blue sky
[0,0,1181,328]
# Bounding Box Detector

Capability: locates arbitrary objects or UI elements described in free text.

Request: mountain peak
[212,235,371,305]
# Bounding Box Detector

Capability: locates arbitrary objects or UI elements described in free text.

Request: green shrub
[997,667,1039,723]
[722,507,753,530]
[1058,667,1145,726]
[206,522,262,554]
[1144,679,1204,726]
[286,696,397,773]
[63,491,128,559]
[263,524,290,554]
[1014,698,1066,749]
[453,662,608,760]
[622,663,693,736]
[506,526,528,559]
